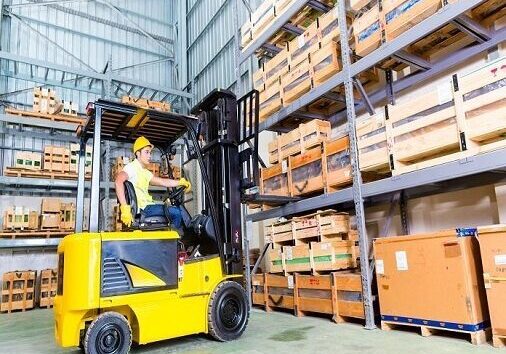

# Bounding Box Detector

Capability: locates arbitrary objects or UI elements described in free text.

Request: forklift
[54,89,269,354]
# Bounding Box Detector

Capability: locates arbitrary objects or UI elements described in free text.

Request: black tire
[84,312,132,354]
[208,280,249,342]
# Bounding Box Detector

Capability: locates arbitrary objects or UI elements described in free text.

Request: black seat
[123,181,170,230]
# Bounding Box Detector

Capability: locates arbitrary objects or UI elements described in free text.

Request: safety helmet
[132,136,153,153]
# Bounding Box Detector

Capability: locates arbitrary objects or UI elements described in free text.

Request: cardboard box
[14,152,42,170]
[477,225,506,347]
[41,198,61,214]
[60,203,75,230]
[374,229,489,332]
[40,214,60,229]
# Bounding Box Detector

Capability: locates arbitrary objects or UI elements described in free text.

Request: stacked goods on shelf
[476,225,506,348]
[43,146,70,173]
[39,268,57,308]
[40,198,62,229]
[1,271,36,313]
[374,228,490,345]
[33,87,61,115]
[59,203,76,230]
[70,143,93,174]
[111,156,162,180]
[356,57,506,176]
[265,210,358,275]
[61,100,78,116]
[2,207,39,231]
[14,151,42,171]
[121,96,171,112]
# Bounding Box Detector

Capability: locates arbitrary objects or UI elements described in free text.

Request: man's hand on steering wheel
[166,185,186,207]
[178,177,191,192]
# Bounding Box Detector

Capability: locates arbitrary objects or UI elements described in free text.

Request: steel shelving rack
[235,0,506,329]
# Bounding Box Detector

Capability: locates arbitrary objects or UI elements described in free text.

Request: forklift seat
[123,181,170,230]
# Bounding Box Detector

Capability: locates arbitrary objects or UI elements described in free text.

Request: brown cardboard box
[41,198,61,214]
[477,225,506,347]
[374,230,489,333]
[40,214,60,229]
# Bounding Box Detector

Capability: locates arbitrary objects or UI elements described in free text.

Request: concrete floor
[0,308,500,353]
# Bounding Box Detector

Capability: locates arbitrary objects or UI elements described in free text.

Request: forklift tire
[208,280,249,342]
[84,312,132,354]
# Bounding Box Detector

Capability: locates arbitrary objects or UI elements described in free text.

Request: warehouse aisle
[0,308,498,353]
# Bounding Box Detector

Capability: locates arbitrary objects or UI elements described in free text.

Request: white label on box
[376,259,385,275]
[297,35,305,48]
[282,159,288,173]
[395,251,408,271]
[285,247,293,260]
[287,275,294,289]
[495,254,506,265]
[437,83,452,105]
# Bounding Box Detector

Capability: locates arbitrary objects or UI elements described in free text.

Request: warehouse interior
[0,0,505,353]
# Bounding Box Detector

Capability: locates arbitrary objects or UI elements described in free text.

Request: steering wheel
[167,186,186,207]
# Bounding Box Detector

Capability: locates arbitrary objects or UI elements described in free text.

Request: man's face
[137,146,152,166]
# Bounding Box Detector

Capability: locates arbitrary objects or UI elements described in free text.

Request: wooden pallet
[4,167,91,180]
[381,319,490,345]
[39,269,57,309]
[1,271,36,313]
[0,229,72,239]
[5,107,84,124]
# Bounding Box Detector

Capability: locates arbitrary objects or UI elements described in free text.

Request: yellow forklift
[54,90,271,353]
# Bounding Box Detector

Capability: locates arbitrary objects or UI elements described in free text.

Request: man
[115,136,191,228]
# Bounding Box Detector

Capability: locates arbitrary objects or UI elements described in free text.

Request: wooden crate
[356,109,390,174]
[311,41,341,86]
[265,273,294,312]
[251,273,266,306]
[2,208,38,230]
[146,162,160,177]
[282,59,312,105]
[350,0,371,11]
[287,21,319,68]
[476,225,506,348]
[266,219,294,247]
[70,144,92,174]
[457,57,506,152]
[293,216,319,244]
[268,138,280,164]
[121,96,170,112]
[1,271,36,313]
[311,240,358,274]
[279,128,301,159]
[283,244,311,273]
[43,146,70,172]
[113,204,123,232]
[289,147,326,196]
[260,163,290,197]
[60,203,75,230]
[14,152,42,171]
[294,272,365,322]
[253,64,265,93]
[39,268,57,308]
[317,6,342,45]
[268,248,284,273]
[41,198,61,214]
[353,4,381,57]
[264,48,290,89]
[259,79,282,122]
[374,229,490,345]
[33,87,61,115]
[316,210,350,240]
[111,156,131,180]
[61,100,78,116]
[299,119,331,150]
[389,81,462,174]
[241,20,253,47]
[324,136,352,192]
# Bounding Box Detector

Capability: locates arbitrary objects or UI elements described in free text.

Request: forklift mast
[191,89,249,276]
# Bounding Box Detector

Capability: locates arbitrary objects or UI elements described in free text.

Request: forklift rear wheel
[208,280,249,341]
[84,312,132,354]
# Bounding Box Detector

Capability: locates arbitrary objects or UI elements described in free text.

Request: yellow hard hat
[133,136,153,153]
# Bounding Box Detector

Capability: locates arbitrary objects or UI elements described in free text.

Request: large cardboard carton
[374,229,489,333]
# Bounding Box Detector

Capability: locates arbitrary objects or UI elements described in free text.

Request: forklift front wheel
[208,280,249,341]
[84,312,132,354]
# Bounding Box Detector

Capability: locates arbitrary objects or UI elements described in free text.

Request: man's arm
[150,176,180,188]
[115,171,129,205]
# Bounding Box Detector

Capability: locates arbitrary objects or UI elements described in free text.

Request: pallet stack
[39,269,57,309]
[70,143,93,174]
[121,96,171,112]
[43,146,70,173]
[33,87,61,115]
[40,198,62,230]
[356,57,506,177]
[0,271,36,313]
[253,209,364,323]
[260,119,352,202]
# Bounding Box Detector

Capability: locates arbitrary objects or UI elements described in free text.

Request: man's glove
[178,177,191,192]
[120,204,133,227]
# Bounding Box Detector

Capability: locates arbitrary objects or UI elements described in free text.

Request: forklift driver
[115,136,191,228]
